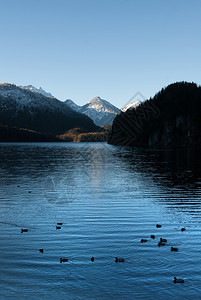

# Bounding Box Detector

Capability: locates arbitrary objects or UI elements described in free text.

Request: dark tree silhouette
[108,82,201,148]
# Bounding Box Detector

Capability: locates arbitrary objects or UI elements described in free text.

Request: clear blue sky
[0,0,201,107]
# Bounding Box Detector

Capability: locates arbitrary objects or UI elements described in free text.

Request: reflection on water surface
[0,143,201,299]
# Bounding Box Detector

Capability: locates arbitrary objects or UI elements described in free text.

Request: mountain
[0,83,98,136]
[65,96,121,126]
[121,100,141,112]
[20,85,54,98]
[65,99,81,111]
[108,82,201,149]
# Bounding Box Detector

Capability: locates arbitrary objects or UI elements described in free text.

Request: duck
[150,235,155,239]
[21,229,28,233]
[181,228,186,232]
[156,224,162,228]
[160,238,167,243]
[39,249,44,253]
[141,239,148,243]
[173,277,184,283]
[91,257,95,262]
[158,241,166,247]
[171,247,178,252]
[115,257,124,263]
[60,258,68,263]
[56,226,61,230]
[57,222,63,225]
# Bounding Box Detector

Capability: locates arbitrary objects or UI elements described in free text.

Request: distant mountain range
[0,83,97,137]
[18,84,141,126]
[0,83,141,142]
[64,97,142,126]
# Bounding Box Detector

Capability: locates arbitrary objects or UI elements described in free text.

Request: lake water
[0,142,201,299]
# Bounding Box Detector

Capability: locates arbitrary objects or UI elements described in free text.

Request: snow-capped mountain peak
[87,96,120,114]
[64,96,120,126]
[121,100,141,112]
[20,85,54,98]
[0,83,31,105]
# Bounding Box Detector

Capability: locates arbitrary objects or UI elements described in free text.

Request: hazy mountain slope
[65,99,81,111]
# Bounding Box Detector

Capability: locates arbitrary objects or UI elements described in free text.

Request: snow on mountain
[65,96,121,126]
[0,83,61,110]
[121,100,141,112]
[0,83,97,134]
[20,85,54,98]
[86,97,120,114]
[0,82,141,128]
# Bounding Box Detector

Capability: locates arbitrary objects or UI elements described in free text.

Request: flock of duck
[140,223,186,283]
[20,222,186,284]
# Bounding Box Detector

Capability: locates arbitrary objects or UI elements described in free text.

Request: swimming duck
[56,226,61,230]
[21,229,28,233]
[141,239,148,243]
[171,247,178,252]
[181,228,186,232]
[60,258,68,263]
[115,257,124,263]
[158,241,166,247]
[39,249,44,253]
[156,224,162,228]
[150,235,155,239]
[173,277,184,283]
[91,257,95,262]
[57,222,63,225]
[160,238,167,243]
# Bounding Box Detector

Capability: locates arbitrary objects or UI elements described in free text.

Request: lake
[0,142,201,299]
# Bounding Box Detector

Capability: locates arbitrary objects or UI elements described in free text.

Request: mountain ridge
[20,85,55,98]
[0,83,98,136]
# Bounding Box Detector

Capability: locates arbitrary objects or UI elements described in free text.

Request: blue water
[0,142,201,299]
